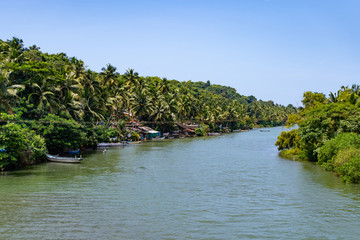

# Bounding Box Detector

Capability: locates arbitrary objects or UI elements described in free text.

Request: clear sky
[1,0,360,106]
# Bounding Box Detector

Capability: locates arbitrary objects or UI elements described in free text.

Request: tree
[27,77,58,113]
[34,114,86,154]
[275,129,300,151]
[123,68,139,88]
[100,64,118,88]
[131,88,153,121]
[0,71,24,114]
[0,120,46,170]
[302,91,326,109]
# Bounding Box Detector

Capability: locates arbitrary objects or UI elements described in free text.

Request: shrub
[333,148,360,183]
[33,114,86,154]
[195,128,204,136]
[195,124,209,136]
[0,123,47,170]
[82,126,99,149]
[317,133,360,170]
[131,131,140,141]
[275,129,300,151]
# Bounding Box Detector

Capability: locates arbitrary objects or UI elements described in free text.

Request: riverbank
[0,120,254,172]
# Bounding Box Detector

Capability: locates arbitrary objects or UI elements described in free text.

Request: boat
[151,137,165,141]
[97,142,129,147]
[68,149,80,155]
[208,132,222,136]
[125,141,142,144]
[46,154,82,163]
[260,130,270,132]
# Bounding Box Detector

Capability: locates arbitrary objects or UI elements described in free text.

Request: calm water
[1,127,360,239]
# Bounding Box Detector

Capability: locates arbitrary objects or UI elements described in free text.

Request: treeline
[0,37,296,170]
[276,85,360,183]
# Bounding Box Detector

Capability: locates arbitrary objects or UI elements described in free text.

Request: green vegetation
[276,86,360,183]
[195,124,210,136]
[0,114,47,170]
[0,37,296,170]
[130,131,140,141]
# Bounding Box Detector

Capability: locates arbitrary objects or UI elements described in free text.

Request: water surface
[1,127,360,239]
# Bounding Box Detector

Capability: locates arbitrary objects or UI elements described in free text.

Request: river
[1,127,360,239]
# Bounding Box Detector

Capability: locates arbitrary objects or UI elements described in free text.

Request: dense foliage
[0,37,296,170]
[0,114,47,170]
[276,86,360,183]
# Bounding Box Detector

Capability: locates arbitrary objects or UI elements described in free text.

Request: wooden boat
[97,142,129,147]
[125,141,142,144]
[260,130,270,132]
[208,132,222,136]
[151,137,165,141]
[46,154,82,163]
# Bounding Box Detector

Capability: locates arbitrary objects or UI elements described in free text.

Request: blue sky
[1,0,360,106]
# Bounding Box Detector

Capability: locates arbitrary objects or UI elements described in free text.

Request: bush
[0,123,47,170]
[195,128,204,136]
[195,124,209,136]
[131,131,140,141]
[33,114,86,154]
[317,133,360,170]
[82,126,99,149]
[333,148,360,183]
[275,129,300,151]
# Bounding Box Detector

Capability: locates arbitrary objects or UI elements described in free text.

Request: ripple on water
[2,127,360,239]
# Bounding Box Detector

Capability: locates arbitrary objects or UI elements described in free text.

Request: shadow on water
[300,161,360,199]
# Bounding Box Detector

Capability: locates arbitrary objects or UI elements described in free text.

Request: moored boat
[208,132,222,136]
[151,137,165,141]
[125,141,142,144]
[97,142,129,147]
[46,154,82,163]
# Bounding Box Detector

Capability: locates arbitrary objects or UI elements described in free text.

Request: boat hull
[208,133,222,136]
[46,154,82,163]
[125,141,142,144]
[151,137,165,141]
[97,142,129,147]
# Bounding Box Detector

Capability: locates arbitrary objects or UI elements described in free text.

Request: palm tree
[165,92,178,119]
[351,84,360,94]
[131,88,153,121]
[123,68,139,88]
[100,64,118,88]
[158,77,170,94]
[82,70,101,93]
[81,86,105,122]
[2,37,25,63]
[59,71,81,101]
[27,77,58,113]
[69,57,86,82]
[151,96,169,122]
[0,71,24,114]
[329,91,338,103]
